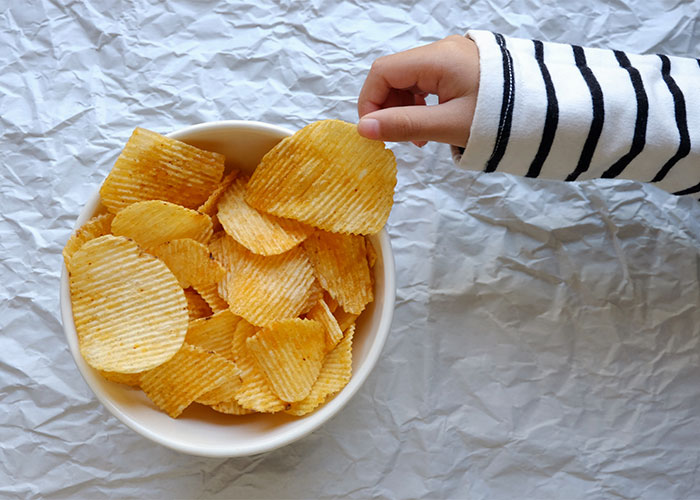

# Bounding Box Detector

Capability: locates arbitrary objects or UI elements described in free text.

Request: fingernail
[358,118,380,139]
[412,140,427,148]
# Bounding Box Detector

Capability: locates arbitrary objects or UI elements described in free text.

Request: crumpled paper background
[2,1,699,498]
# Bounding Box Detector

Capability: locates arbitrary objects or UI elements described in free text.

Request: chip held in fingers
[69,235,188,373]
[245,119,396,235]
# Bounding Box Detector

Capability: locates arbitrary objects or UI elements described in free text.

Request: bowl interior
[60,121,395,457]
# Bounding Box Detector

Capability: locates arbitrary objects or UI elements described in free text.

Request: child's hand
[357,35,480,148]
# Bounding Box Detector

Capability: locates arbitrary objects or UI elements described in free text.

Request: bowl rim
[59,120,396,457]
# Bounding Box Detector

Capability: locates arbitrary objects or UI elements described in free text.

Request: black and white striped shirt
[453,31,699,197]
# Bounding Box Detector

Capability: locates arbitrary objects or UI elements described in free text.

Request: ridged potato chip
[198,170,238,217]
[195,369,243,406]
[99,370,142,387]
[63,213,116,272]
[185,309,241,359]
[221,236,316,326]
[100,128,225,213]
[184,288,213,320]
[231,319,287,413]
[303,230,373,315]
[211,400,255,415]
[246,318,326,402]
[299,279,324,315]
[334,307,359,333]
[217,176,313,255]
[149,238,224,288]
[365,237,377,268]
[192,282,229,313]
[112,200,213,248]
[69,235,188,373]
[140,343,240,418]
[306,298,344,350]
[245,120,396,234]
[286,324,354,416]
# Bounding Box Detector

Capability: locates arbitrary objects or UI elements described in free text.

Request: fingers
[357,97,474,147]
[358,41,449,119]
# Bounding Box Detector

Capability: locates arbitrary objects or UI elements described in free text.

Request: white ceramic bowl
[60,120,396,457]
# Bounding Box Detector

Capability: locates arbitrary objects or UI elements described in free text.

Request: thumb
[357,98,472,147]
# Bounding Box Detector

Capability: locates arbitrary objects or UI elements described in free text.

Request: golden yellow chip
[217,176,313,255]
[198,170,238,217]
[303,230,373,315]
[184,287,213,320]
[69,235,188,373]
[246,318,326,403]
[231,319,288,412]
[195,368,243,406]
[323,291,339,313]
[334,307,359,333]
[192,282,229,313]
[211,400,255,415]
[299,278,324,315]
[100,128,225,213]
[185,309,241,359]
[365,237,377,268]
[149,238,224,288]
[63,213,115,272]
[306,299,344,350]
[99,370,142,387]
[286,324,354,416]
[221,236,315,326]
[245,120,396,235]
[112,200,213,248]
[140,343,240,418]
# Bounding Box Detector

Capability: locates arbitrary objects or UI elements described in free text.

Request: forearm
[455,31,700,195]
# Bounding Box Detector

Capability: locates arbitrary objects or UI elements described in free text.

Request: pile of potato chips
[64,120,396,418]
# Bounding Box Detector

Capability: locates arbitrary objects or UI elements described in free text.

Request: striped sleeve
[453,31,700,196]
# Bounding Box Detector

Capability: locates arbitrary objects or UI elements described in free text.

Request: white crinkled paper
[1,1,699,498]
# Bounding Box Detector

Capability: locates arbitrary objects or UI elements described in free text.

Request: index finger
[357,42,445,118]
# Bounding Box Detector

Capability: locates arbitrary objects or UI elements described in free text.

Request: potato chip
[184,288,213,320]
[69,235,188,373]
[286,324,354,416]
[192,282,229,313]
[63,213,116,273]
[198,170,238,217]
[334,307,359,333]
[245,119,396,235]
[195,369,243,406]
[217,176,313,255]
[100,127,225,213]
[306,299,344,350]
[323,291,339,313]
[221,236,315,326]
[303,230,373,315]
[231,318,288,412]
[246,318,325,402]
[211,400,255,415]
[365,237,377,268]
[99,370,141,387]
[140,343,240,418]
[185,309,241,359]
[112,200,213,248]
[299,279,324,315]
[149,238,224,288]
